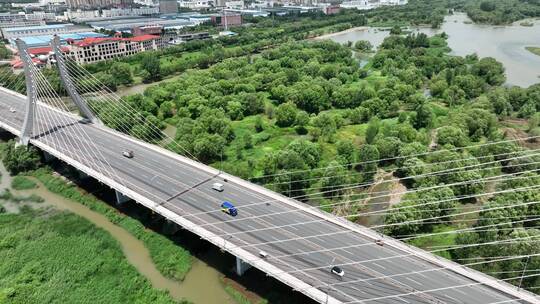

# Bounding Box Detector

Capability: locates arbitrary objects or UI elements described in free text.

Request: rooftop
[27,45,69,55]
[73,34,160,47]
[4,23,75,32]
[9,32,108,47]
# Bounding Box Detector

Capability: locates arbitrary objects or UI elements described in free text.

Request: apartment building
[65,34,163,64]
[66,0,134,9]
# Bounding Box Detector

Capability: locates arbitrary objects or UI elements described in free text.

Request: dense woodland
[1,0,540,295]
[98,31,540,291]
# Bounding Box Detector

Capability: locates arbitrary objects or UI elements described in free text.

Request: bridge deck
[0,88,535,304]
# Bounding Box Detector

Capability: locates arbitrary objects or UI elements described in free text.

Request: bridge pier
[42,151,55,162]
[235,257,252,276]
[163,219,181,235]
[115,190,132,205]
[78,170,90,180]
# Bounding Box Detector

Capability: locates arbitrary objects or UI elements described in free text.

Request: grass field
[526,46,540,56]
[11,176,37,190]
[0,209,183,304]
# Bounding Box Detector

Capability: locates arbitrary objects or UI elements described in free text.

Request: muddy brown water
[0,162,235,304]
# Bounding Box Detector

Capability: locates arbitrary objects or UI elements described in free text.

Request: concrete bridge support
[163,219,181,235]
[78,170,90,180]
[42,151,55,162]
[115,190,132,205]
[235,257,252,276]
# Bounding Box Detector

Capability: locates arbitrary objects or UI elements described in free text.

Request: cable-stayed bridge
[0,37,538,304]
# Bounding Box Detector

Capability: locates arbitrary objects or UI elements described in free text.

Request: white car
[122,150,134,158]
[9,108,15,113]
[331,266,344,278]
[259,251,268,258]
[212,182,224,192]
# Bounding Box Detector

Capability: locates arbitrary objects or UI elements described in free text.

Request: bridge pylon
[15,39,38,146]
[51,36,101,125]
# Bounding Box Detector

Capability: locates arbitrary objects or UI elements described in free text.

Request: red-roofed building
[65,34,163,64]
[11,34,164,69]
[27,46,70,56]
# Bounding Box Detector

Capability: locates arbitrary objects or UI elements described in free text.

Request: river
[323,13,540,88]
[0,161,235,304]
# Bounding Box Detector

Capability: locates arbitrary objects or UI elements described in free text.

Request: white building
[179,0,213,9]
[25,12,56,21]
[101,7,159,17]
[225,0,244,9]
[64,10,101,20]
[65,7,159,21]
[134,0,157,5]
[340,0,406,10]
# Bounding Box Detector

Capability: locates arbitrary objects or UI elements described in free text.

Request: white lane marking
[372,263,386,270]
[341,249,354,255]
[406,277,422,286]
[398,297,410,303]
[349,286,367,295]
[415,272,429,279]
[445,294,460,303]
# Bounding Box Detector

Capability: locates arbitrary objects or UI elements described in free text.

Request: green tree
[109,62,133,86]
[275,102,299,127]
[365,117,380,144]
[437,126,468,147]
[193,133,226,163]
[321,161,349,198]
[357,144,380,181]
[336,140,356,165]
[287,140,321,168]
[141,54,161,82]
[312,113,337,142]
[354,40,373,52]
[471,57,505,86]
[1,141,40,175]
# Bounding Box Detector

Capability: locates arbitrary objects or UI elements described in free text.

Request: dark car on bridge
[221,201,238,217]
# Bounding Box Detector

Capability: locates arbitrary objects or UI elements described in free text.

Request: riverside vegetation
[0,140,193,303]
[0,210,186,304]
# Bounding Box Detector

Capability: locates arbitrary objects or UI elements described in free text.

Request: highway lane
[0,89,533,304]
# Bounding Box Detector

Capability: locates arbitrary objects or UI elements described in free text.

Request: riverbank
[526,46,540,57]
[0,164,184,303]
[313,26,369,40]
[323,13,540,87]
[0,161,241,304]
[30,167,194,282]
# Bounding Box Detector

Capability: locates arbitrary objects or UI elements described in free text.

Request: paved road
[0,89,535,304]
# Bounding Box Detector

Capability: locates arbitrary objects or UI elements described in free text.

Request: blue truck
[221,201,238,217]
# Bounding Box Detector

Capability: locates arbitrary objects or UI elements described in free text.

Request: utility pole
[223,8,228,31]
[220,148,223,174]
